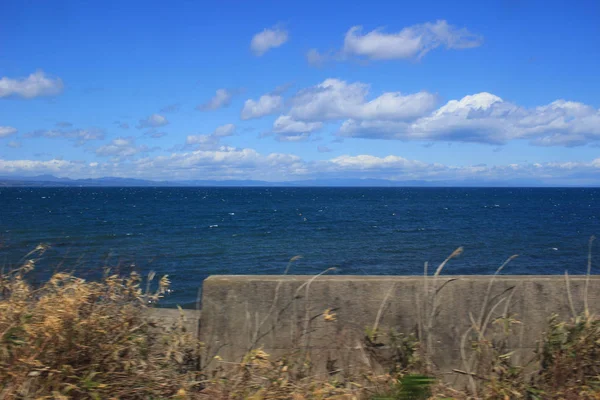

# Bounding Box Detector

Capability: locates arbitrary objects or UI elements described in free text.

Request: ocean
[1,187,598,307]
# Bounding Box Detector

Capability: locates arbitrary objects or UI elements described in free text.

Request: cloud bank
[1,149,599,186]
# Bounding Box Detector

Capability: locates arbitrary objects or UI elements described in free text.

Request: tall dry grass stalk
[248,256,303,351]
[418,247,462,367]
[455,254,519,395]
[295,267,337,367]
[564,271,577,320]
[372,283,395,339]
[584,235,596,319]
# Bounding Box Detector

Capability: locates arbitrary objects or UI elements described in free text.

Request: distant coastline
[1,174,599,188]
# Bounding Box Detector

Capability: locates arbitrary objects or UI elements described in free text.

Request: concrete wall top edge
[204,274,600,282]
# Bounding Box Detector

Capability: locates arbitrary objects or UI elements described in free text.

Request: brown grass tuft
[0,249,202,399]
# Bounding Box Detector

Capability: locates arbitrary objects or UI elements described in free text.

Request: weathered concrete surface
[149,308,200,337]
[198,275,600,381]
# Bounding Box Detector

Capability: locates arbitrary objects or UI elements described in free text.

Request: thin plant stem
[584,235,596,319]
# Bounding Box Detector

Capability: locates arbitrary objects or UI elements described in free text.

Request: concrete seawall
[191,275,600,380]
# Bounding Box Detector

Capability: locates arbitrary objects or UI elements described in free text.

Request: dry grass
[0,247,410,400]
[0,245,202,399]
[2,242,600,399]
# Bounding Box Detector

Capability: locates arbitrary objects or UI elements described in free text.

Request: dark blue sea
[1,187,598,307]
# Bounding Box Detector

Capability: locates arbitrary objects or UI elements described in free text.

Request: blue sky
[1,0,600,184]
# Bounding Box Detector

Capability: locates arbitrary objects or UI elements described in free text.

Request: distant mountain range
[0,174,584,187]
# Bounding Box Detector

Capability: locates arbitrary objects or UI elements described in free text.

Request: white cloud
[273,116,323,141]
[0,159,82,175]
[339,92,600,146]
[213,123,236,137]
[186,124,237,149]
[186,134,220,148]
[197,89,235,111]
[327,154,432,171]
[311,153,444,181]
[6,141,21,148]
[0,126,18,138]
[26,128,105,145]
[226,79,600,148]
[133,147,306,180]
[317,154,600,185]
[95,137,149,160]
[251,26,289,56]
[345,21,482,59]
[317,145,333,153]
[288,78,437,121]
[0,70,64,98]
[273,116,322,133]
[137,114,169,129]
[241,94,284,120]
[343,26,422,60]
[308,20,482,65]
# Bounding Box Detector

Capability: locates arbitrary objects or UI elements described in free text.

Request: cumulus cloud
[229,78,600,147]
[55,121,73,128]
[95,137,149,161]
[197,89,236,111]
[338,92,600,146]
[288,78,437,121]
[213,123,236,137]
[251,25,289,56]
[25,128,105,145]
[0,70,64,98]
[317,145,333,153]
[273,116,323,141]
[186,124,237,149]
[308,20,482,65]
[6,141,21,148]
[137,114,169,129]
[0,126,18,138]
[241,94,284,120]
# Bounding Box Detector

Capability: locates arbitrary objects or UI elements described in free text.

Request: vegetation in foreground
[1,240,599,399]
